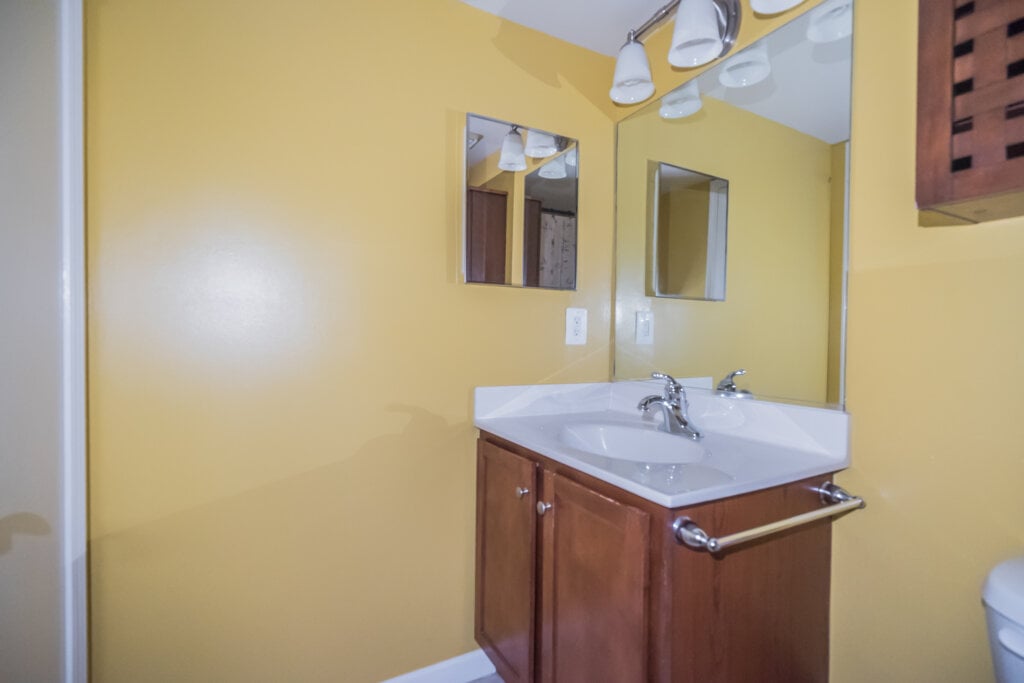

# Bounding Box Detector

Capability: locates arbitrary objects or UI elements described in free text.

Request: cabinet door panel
[539,471,649,683]
[475,441,538,683]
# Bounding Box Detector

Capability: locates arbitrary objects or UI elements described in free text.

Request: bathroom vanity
[474,382,857,683]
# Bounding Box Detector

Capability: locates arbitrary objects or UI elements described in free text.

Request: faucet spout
[638,372,703,440]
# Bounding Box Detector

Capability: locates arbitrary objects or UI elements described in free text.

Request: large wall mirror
[614,0,853,407]
[465,114,579,289]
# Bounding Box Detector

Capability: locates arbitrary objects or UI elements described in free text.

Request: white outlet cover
[635,310,653,345]
[565,307,587,345]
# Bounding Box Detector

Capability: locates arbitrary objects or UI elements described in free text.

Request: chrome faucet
[716,369,753,398]
[638,372,702,440]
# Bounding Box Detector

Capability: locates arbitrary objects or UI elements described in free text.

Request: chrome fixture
[638,371,703,440]
[673,481,865,553]
[536,501,553,516]
[716,369,752,398]
[610,0,742,105]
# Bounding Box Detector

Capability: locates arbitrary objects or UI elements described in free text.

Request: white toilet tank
[984,556,1024,683]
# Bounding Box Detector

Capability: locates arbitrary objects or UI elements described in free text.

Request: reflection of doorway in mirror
[466,186,509,284]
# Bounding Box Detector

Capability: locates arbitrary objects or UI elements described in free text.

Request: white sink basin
[474,381,850,508]
[560,423,708,463]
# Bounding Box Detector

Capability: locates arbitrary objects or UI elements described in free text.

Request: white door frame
[59,0,87,680]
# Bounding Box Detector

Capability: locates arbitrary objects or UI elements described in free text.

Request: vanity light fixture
[610,33,656,104]
[524,130,558,158]
[660,80,703,119]
[498,125,527,172]
[749,0,807,14]
[610,0,741,105]
[806,0,852,43]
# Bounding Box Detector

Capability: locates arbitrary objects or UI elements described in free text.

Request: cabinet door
[538,471,650,683]
[475,441,538,683]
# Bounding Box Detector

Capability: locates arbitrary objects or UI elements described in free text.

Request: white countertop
[474,381,850,508]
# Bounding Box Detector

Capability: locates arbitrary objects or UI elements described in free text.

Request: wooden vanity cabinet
[475,434,833,683]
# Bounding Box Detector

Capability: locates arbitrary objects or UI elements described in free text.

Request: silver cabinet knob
[515,486,530,499]
[536,502,552,515]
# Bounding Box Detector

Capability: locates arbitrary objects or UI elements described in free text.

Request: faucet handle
[716,369,748,392]
[651,371,682,394]
[651,371,685,403]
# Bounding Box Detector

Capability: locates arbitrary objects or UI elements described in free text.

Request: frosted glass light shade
[498,128,527,172]
[807,0,852,43]
[538,155,567,179]
[525,130,558,158]
[660,81,703,119]
[750,0,806,14]
[610,40,655,104]
[719,41,771,88]
[669,0,723,68]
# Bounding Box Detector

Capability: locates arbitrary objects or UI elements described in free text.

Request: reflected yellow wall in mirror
[654,179,711,298]
[616,97,835,403]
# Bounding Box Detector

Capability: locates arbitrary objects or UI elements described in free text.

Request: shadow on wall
[486,21,614,116]
[0,513,52,555]
[90,405,480,683]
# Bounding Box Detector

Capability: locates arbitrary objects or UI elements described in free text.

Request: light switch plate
[565,307,587,345]
[635,310,653,345]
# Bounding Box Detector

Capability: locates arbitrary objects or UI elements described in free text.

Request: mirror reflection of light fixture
[609,0,741,105]
[750,0,807,14]
[498,126,527,172]
[806,0,852,43]
[467,132,483,150]
[718,41,771,88]
[538,155,568,180]
[660,80,703,119]
[524,130,558,158]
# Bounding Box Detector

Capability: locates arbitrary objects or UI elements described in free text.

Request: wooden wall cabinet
[475,434,833,683]
[917,0,1024,222]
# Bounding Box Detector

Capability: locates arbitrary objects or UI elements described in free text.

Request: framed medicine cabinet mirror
[614,0,853,407]
[464,113,579,290]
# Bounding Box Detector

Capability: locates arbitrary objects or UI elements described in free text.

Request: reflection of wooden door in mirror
[523,198,542,287]
[467,186,508,284]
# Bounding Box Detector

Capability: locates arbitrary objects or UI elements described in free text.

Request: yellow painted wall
[832,1,1024,680]
[616,97,833,402]
[85,0,1024,680]
[85,1,615,681]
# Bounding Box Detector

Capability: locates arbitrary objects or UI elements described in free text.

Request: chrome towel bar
[672,482,865,554]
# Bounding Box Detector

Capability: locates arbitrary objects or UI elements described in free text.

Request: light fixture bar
[630,0,682,42]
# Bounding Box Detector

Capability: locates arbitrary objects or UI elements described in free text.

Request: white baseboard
[380,649,496,683]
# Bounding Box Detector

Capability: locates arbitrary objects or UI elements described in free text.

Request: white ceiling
[459,0,852,144]
[459,0,668,56]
